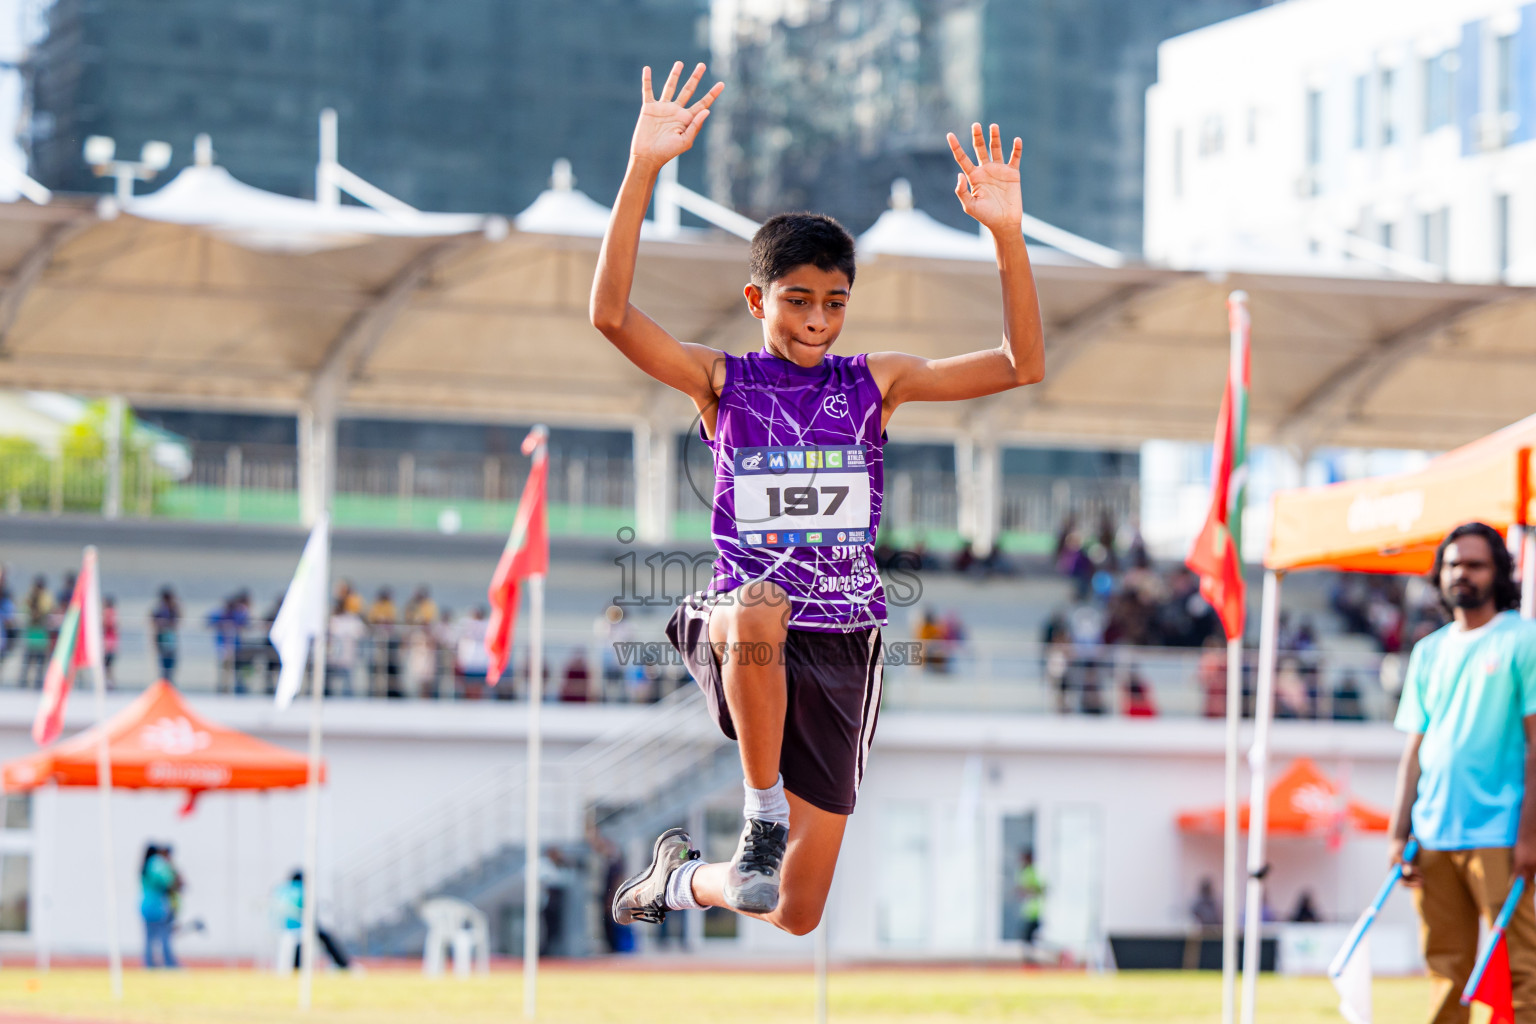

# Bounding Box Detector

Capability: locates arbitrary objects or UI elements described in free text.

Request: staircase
[334,687,739,954]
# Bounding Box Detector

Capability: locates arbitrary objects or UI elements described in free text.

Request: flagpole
[1221,636,1240,1024]
[298,518,330,1012]
[523,572,544,1020]
[1219,290,1250,1024]
[523,426,549,1020]
[1239,569,1282,1024]
[84,547,124,1000]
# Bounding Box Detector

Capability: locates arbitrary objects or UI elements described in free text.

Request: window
[2,795,30,831]
[1379,221,1395,251]
[1353,75,1367,149]
[1423,52,1455,132]
[1497,34,1517,116]
[1173,128,1184,198]
[0,854,27,933]
[1305,89,1323,167]
[1199,114,1224,157]
[1246,106,1259,146]
[1379,68,1396,146]
[999,812,1038,941]
[877,802,929,946]
[1421,207,1450,268]
[1496,194,1512,278]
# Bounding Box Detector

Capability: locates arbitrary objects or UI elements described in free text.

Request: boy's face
[744,264,851,367]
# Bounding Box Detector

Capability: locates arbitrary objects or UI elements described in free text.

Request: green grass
[0,967,1448,1023]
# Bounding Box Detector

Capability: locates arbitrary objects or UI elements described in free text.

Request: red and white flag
[33,549,104,746]
[486,427,549,685]
[1186,291,1250,641]
[1470,933,1515,1024]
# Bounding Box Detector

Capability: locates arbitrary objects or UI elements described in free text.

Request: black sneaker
[611,828,700,925]
[723,818,788,914]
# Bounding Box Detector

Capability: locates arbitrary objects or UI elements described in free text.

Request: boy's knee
[772,900,824,937]
[721,582,790,636]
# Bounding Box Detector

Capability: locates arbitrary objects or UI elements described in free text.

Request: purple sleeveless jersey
[705,350,886,632]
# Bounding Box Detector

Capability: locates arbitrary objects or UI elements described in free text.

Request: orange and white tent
[1178,758,1389,838]
[1266,412,1536,574]
[2,680,322,801]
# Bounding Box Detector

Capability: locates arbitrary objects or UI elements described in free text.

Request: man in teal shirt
[1390,522,1536,1023]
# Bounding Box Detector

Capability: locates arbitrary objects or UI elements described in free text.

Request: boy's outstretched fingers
[676,63,708,107]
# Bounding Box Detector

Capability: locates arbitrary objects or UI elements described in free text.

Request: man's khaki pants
[1413,847,1536,1024]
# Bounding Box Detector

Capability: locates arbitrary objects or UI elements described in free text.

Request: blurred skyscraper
[23,0,710,212]
[712,0,1268,253]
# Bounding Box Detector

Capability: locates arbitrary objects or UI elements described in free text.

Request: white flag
[1332,932,1372,1024]
[270,514,330,710]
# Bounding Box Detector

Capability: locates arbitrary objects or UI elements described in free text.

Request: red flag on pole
[1472,936,1516,1024]
[1186,292,1250,641]
[486,427,549,685]
[33,552,101,746]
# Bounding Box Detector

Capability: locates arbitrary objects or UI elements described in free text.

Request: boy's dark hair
[1431,521,1520,612]
[749,213,857,288]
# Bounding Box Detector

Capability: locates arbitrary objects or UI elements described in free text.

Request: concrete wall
[0,690,1414,964]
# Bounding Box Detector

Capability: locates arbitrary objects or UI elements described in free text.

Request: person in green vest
[1016,849,1046,953]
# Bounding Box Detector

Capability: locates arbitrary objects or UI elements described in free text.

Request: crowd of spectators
[1330,574,1447,653]
[0,568,640,703]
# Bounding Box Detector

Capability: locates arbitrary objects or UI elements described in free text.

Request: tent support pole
[1522,527,1535,619]
[1239,570,1283,1024]
[86,548,123,1000]
[1221,634,1241,1024]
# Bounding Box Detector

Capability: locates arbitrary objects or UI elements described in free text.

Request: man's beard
[1446,581,1492,609]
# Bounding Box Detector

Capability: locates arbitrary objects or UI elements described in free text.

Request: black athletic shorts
[665,592,884,815]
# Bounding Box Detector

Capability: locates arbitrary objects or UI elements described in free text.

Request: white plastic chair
[419,897,490,977]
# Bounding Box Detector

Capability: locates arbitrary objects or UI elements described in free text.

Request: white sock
[664,858,703,911]
[744,775,791,827]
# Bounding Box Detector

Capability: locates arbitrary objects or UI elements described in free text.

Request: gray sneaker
[611,828,699,925]
[723,818,789,914]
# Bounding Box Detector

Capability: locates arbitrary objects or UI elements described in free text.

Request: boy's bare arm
[869,124,1044,410]
[589,62,726,408]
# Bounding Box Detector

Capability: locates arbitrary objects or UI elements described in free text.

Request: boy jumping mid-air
[592,61,1045,935]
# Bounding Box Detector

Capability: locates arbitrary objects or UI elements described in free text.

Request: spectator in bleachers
[334,579,363,616]
[1275,657,1311,719]
[1199,636,1227,719]
[102,596,119,687]
[367,587,400,697]
[1122,670,1157,718]
[917,610,949,674]
[54,570,75,610]
[207,593,250,694]
[150,587,180,683]
[22,575,53,688]
[1078,662,1106,715]
[0,580,15,677]
[454,607,489,699]
[560,651,592,702]
[1331,671,1365,722]
[328,598,367,697]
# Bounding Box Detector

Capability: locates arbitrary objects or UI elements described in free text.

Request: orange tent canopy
[1177,758,1389,837]
[1266,413,1536,574]
[2,680,323,796]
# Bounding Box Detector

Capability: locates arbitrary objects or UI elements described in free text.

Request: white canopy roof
[0,186,1530,454]
[122,163,498,254]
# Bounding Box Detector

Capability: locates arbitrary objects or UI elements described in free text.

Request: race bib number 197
[732,445,872,548]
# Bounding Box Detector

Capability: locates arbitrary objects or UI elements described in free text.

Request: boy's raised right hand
[631,61,723,171]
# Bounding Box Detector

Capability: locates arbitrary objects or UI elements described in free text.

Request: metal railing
[0,623,1399,723]
[332,685,725,940]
